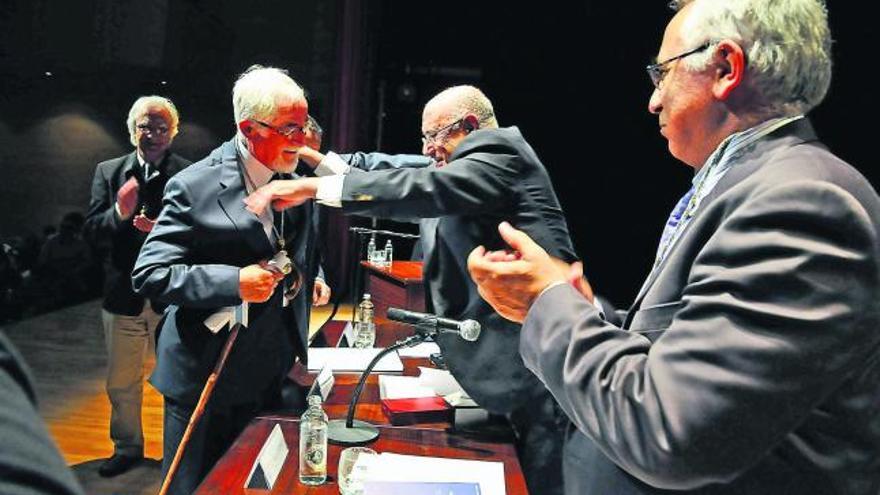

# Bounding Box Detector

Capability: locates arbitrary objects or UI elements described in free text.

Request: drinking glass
[337,446,377,495]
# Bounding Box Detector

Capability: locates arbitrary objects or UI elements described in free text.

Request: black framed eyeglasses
[254,119,306,139]
[421,118,464,146]
[646,42,712,89]
[136,123,170,135]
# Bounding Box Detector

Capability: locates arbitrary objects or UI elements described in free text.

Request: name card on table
[244,423,288,490]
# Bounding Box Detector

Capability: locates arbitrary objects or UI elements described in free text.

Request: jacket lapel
[216,139,275,257]
[624,118,818,326]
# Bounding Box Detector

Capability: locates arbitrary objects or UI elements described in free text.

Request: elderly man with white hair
[84,95,191,477]
[246,84,578,495]
[467,1,880,494]
[133,65,326,494]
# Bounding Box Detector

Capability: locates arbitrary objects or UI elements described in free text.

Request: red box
[380,396,454,426]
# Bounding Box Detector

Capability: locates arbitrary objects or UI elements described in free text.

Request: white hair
[126,96,180,146]
[232,65,305,129]
[428,85,499,128]
[671,0,832,117]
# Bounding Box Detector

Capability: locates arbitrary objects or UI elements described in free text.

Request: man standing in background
[83,96,190,477]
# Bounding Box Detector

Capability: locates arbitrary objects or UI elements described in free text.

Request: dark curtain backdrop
[0,0,870,307]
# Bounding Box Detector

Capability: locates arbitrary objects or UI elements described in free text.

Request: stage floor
[2,298,351,494]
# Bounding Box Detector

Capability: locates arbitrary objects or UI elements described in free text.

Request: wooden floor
[1,298,351,494]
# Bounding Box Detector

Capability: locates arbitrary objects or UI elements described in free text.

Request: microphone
[386,307,481,342]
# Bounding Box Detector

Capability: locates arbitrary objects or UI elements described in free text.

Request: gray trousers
[102,301,161,457]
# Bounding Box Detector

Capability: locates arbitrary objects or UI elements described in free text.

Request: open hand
[312,278,331,306]
[468,222,591,322]
[132,213,156,233]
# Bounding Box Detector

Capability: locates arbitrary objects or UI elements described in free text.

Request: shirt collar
[696,115,805,184]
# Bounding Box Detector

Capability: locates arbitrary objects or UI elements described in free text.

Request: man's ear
[712,39,746,100]
[462,114,479,133]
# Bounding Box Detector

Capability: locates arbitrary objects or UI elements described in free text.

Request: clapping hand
[468,222,593,323]
[116,177,140,220]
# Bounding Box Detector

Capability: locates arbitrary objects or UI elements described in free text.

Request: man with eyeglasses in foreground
[246,85,577,495]
[132,66,326,494]
[84,95,191,477]
[467,1,880,494]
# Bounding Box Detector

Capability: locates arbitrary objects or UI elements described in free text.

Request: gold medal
[268,249,293,275]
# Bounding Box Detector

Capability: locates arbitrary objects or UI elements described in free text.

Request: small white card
[204,302,249,334]
[315,365,335,400]
[341,321,355,346]
[244,423,289,490]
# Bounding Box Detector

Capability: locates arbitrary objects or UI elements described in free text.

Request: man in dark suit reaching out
[246,85,576,495]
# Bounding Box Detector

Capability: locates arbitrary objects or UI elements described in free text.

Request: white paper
[307,347,404,373]
[244,423,288,489]
[418,367,465,397]
[379,375,436,400]
[341,321,355,347]
[358,453,506,495]
[315,365,335,399]
[397,341,441,358]
[204,302,249,334]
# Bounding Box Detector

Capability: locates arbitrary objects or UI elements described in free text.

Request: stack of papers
[359,453,506,495]
[307,348,403,373]
[397,341,441,358]
[378,366,472,403]
[379,375,435,400]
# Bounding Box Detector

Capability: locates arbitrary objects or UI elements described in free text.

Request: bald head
[420,85,498,164]
[424,85,498,129]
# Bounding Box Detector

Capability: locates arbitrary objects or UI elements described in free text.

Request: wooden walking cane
[157,255,303,494]
[158,321,242,495]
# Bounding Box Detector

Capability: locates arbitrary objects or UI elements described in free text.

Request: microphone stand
[326,331,431,445]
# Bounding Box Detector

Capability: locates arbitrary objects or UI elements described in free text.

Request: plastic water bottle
[366,235,376,264]
[353,294,376,348]
[384,239,393,268]
[299,395,328,485]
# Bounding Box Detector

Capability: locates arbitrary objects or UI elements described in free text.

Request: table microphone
[386,308,481,342]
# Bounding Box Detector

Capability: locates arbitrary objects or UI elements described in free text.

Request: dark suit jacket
[521,119,880,494]
[84,151,190,315]
[1,332,84,495]
[340,127,577,413]
[132,139,321,408]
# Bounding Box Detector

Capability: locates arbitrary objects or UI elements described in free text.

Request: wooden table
[360,261,425,320]
[195,416,528,494]
[195,321,529,494]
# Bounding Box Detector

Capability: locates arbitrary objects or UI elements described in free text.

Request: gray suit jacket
[132,139,321,408]
[340,127,577,413]
[521,119,880,494]
[1,332,84,495]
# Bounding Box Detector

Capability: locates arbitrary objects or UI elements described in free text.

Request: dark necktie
[271,173,288,247]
